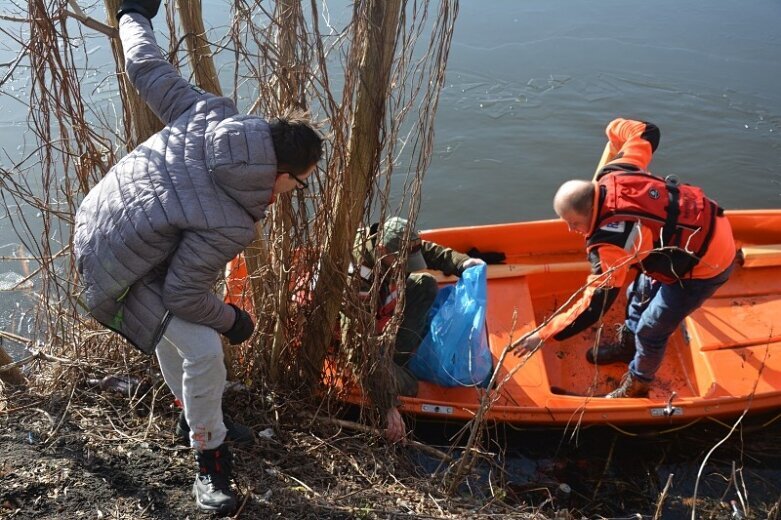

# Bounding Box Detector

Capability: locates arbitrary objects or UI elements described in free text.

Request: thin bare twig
[653,473,674,520]
[302,412,453,463]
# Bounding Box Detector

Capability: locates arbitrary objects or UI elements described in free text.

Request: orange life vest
[589,171,722,282]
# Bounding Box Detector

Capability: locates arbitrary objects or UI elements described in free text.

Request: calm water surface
[422,0,781,227]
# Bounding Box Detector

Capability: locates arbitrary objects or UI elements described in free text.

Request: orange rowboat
[228,210,781,426]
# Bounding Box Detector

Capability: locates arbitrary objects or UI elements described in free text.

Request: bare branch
[64,0,118,38]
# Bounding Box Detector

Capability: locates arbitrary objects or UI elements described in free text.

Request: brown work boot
[606,372,651,398]
[586,324,636,365]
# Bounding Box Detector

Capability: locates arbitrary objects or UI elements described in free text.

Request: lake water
[1,0,780,255]
[422,0,781,228]
[1,1,780,515]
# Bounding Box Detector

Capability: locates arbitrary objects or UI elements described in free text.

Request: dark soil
[0,385,542,519]
[2,384,781,519]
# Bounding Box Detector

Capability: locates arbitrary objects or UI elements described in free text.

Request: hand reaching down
[512,331,543,357]
[384,407,407,443]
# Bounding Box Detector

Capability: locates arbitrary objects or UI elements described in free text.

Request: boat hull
[354,210,781,426]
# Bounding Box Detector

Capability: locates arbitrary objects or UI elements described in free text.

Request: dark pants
[391,272,438,396]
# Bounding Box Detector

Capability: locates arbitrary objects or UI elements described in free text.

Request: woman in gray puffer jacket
[73,2,322,514]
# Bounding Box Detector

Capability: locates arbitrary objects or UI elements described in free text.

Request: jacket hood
[206,115,277,221]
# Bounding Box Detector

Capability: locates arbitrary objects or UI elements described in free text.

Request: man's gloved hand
[117,0,162,21]
[460,257,486,271]
[223,304,255,345]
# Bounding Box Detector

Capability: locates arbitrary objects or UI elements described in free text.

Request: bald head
[553,179,595,235]
[554,180,595,216]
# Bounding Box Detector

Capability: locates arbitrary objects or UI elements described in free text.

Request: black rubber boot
[176,411,255,446]
[193,444,238,514]
[586,324,636,365]
[606,371,651,398]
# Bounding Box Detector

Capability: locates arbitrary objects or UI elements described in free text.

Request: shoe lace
[200,472,230,492]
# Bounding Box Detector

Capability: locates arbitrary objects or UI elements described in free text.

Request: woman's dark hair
[268,109,324,175]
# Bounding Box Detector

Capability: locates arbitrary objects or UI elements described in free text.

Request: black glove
[117,0,162,21]
[466,247,506,265]
[223,304,255,345]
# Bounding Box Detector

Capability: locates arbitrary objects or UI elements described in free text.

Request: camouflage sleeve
[365,357,400,417]
[421,240,471,277]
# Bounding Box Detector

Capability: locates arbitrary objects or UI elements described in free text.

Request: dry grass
[0,376,550,519]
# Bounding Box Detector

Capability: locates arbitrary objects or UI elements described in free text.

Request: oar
[427,243,781,284]
[428,261,590,283]
[593,141,613,181]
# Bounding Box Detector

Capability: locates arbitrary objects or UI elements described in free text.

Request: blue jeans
[624,262,735,382]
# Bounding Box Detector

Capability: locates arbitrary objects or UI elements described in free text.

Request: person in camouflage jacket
[352,217,485,442]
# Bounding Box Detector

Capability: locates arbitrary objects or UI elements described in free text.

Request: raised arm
[596,118,660,179]
[119,12,205,125]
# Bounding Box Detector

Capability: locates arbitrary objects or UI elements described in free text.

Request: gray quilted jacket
[74,13,276,354]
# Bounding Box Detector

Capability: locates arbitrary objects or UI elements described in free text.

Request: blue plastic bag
[408,264,493,387]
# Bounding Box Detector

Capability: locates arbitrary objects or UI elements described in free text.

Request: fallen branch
[0,14,28,23]
[0,345,26,386]
[301,412,453,463]
[0,335,81,376]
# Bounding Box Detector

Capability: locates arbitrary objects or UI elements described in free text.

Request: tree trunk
[274,0,305,108]
[300,0,402,384]
[266,0,304,385]
[175,0,223,96]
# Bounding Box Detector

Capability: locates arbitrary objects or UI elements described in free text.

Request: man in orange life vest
[514,118,736,398]
[353,217,485,441]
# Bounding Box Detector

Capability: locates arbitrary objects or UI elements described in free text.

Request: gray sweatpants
[155,316,227,451]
